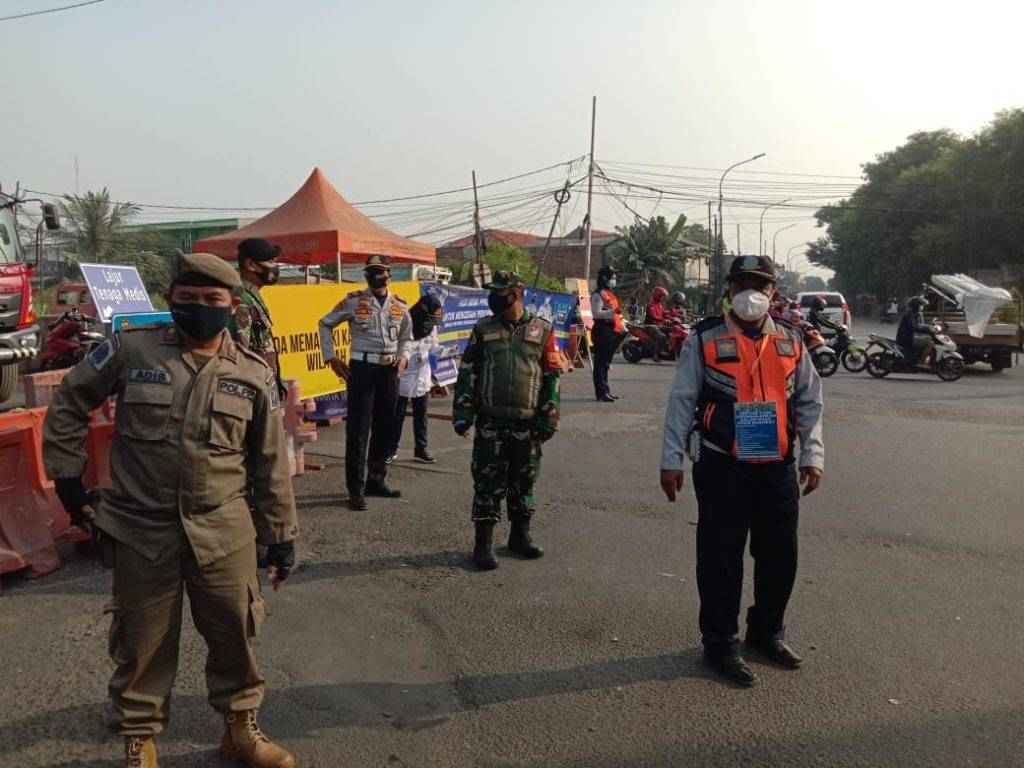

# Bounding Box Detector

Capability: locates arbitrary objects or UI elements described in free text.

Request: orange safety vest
[599,289,625,334]
[695,315,802,462]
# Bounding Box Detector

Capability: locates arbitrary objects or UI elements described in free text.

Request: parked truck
[924,274,1023,371]
[0,190,61,403]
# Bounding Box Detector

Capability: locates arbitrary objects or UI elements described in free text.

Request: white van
[796,291,851,329]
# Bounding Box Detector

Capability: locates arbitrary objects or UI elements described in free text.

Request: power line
[0,0,104,23]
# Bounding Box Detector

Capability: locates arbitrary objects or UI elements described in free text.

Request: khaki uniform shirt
[318,288,413,362]
[43,326,298,566]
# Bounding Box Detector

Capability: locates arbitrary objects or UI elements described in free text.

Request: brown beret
[174,252,242,290]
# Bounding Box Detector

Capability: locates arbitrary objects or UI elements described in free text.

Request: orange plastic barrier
[0,410,69,578]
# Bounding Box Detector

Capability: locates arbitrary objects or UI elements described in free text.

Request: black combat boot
[508,517,544,559]
[473,522,498,571]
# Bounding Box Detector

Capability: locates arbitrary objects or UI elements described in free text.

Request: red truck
[0,190,61,404]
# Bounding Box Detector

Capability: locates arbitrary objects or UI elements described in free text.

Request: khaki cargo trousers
[108,537,265,736]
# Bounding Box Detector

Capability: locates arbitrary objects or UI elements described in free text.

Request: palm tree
[604,214,691,301]
[59,188,140,261]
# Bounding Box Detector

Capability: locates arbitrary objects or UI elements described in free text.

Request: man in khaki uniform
[43,253,299,768]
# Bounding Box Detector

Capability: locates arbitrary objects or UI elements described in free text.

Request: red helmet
[651,286,669,301]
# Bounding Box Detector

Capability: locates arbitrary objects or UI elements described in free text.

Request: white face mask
[607,278,617,289]
[732,289,771,322]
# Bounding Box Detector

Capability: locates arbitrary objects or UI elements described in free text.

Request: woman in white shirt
[389,294,443,464]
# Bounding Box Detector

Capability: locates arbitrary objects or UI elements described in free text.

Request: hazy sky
[5,0,1022,275]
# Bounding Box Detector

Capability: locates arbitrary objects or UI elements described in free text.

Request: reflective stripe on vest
[601,290,625,333]
[699,319,801,461]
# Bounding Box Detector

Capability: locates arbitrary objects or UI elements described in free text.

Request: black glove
[265,541,296,583]
[54,477,97,528]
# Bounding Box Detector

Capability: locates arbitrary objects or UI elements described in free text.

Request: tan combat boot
[221,710,296,768]
[124,736,158,767]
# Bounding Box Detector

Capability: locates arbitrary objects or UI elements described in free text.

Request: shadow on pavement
[0,650,707,762]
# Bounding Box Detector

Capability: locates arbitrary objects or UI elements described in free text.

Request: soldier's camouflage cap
[483,270,524,290]
[174,251,242,291]
[365,254,392,271]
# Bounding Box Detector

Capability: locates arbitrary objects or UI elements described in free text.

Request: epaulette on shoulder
[393,294,408,304]
[693,315,725,334]
[346,290,364,299]
[237,344,271,369]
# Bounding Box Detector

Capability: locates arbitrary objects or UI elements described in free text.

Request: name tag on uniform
[218,380,257,401]
[775,338,796,357]
[734,402,780,460]
[482,331,505,342]
[714,338,739,362]
[127,367,171,385]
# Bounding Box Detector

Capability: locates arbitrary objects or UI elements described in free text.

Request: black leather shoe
[414,449,436,464]
[597,394,616,402]
[348,495,368,511]
[704,652,757,687]
[365,482,401,498]
[746,636,803,669]
[384,452,397,465]
[508,518,544,559]
[473,522,498,571]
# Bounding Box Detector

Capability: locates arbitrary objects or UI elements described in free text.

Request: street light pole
[785,243,803,274]
[772,223,797,263]
[716,152,765,297]
[759,198,790,257]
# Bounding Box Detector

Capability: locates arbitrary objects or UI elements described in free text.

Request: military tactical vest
[474,313,552,421]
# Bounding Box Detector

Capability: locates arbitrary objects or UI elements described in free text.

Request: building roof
[441,229,541,249]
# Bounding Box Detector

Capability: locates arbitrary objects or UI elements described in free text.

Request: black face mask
[171,303,232,342]
[488,292,516,316]
[259,264,280,286]
[366,271,389,290]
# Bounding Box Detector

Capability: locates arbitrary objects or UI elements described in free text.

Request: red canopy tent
[194,167,436,266]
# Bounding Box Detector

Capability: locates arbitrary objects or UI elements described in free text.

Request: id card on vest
[734,401,781,460]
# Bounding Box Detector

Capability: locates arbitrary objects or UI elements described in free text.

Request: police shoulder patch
[524,319,545,344]
[218,379,257,401]
[714,337,739,362]
[774,338,796,357]
[88,338,118,371]
[127,367,171,385]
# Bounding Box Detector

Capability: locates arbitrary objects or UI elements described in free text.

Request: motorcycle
[818,323,868,373]
[800,322,839,377]
[37,308,106,371]
[621,320,689,364]
[865,325,965,382]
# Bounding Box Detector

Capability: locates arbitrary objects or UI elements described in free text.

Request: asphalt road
[2,323,1023,767]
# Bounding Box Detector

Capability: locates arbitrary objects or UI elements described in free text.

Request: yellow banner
[262,281,423,400]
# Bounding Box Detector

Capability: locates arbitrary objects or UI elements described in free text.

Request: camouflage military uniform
[231,279,283,393]
[454,309,562,523]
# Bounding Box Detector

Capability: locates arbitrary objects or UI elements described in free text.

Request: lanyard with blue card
[734,334,780,460]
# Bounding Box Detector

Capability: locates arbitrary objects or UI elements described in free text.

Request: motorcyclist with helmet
[806,296,843,337]
[897,296,933,366]
[667,291,689,324]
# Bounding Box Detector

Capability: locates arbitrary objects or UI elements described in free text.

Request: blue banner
[79,263,155,322]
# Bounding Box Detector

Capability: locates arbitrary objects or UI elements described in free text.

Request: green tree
[452,242,564,291]
[59,188,176,294]
[604,214,692,301]
[810,111,1024,298]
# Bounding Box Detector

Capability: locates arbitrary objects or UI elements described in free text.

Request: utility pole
[583,96,596,287]
[471,170,483,264]
[706,201,713,292]
[736,224,741,256]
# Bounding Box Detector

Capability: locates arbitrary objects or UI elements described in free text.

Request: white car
[796,291,851,329]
